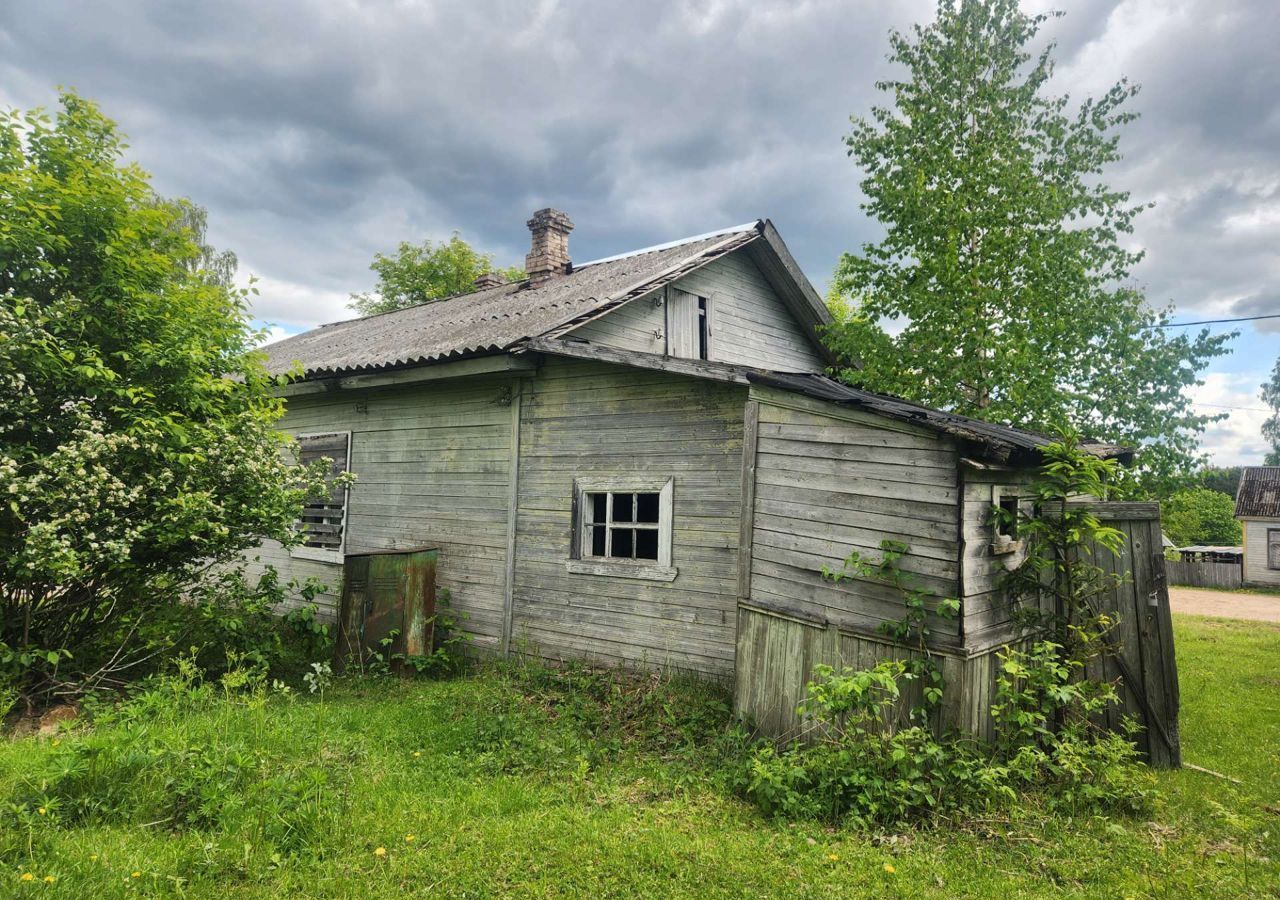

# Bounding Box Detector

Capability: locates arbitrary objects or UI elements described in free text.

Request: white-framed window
[668,288,712,361]
[566,477,676,581]
[292,431,351,563]
[1268,528,1280,571]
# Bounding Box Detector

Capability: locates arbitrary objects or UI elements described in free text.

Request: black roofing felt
[1235,466,1280,519]
[746,371,1133,463]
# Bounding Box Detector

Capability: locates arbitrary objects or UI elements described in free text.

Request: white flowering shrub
[0,93,335,705]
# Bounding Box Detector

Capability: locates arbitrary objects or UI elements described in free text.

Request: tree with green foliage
[1159,488,1242,548]
[1197,465,1242,499]
[1262,357,1280,466]
[0,93,333,705]
[826,0,1232,492]
[350,234,524,316]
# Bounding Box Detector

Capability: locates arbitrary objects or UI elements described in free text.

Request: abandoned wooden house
[256,209,1173,747]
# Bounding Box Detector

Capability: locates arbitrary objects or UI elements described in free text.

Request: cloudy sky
[2,0,1276,465]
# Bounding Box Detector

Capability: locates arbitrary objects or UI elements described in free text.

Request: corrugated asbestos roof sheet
[1235,466,1280,518]
[262,227,758,378]
[746,371,1133,463]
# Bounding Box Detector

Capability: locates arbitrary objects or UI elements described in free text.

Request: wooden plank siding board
[745,395,964,649]
[958,466,1041,649]
[732,604,1010,740]
[509,356,748,677]
[1242,519,1280,587]
[568,252,827,373]
[245,373,517,653]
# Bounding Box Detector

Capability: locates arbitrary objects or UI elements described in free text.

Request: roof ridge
[573,221,761,269]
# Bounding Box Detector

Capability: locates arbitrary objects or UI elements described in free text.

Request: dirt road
[1169,586,1280,623]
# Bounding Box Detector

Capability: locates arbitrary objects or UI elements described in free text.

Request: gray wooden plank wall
[509,355,748,676]
[960,466,1040,650]
[245,374,517,652]
[569,251,827,373]
[746,391,965,649]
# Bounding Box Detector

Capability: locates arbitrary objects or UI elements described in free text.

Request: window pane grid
[584,491,661,561]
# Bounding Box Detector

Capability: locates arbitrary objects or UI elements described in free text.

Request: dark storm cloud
[0,0,1276,364]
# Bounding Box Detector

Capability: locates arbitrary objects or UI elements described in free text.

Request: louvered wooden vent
[298,432,350,550]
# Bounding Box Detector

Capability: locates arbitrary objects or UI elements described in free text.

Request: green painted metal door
[335,548,438,671]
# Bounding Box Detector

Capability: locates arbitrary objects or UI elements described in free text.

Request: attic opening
[668,288,711,361]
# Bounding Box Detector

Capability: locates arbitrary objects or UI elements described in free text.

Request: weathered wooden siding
[733,604,1010,741]
[1165,559,1243,589]
[509,356,747,676]
[960,466,1040,650]
[744,388,964,649]
[569,252,826,372]
[247,374,517,652]
[1242,519,1280,587]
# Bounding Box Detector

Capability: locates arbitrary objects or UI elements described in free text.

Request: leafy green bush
[738,656,1153,826]
[0,93,340,708]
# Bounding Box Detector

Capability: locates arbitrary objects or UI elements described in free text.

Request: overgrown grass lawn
[3,615,1277,898]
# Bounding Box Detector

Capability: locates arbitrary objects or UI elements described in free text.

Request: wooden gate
[1070,502,1181,767]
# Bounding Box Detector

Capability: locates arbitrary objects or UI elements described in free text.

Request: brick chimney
[473,271,507,290]
[525,208,573,283]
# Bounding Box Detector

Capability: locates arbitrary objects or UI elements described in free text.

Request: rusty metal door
[1068,502,1181,767]
[335,548,438,671]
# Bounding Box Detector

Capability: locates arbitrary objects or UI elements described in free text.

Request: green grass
[2,615,1277,898]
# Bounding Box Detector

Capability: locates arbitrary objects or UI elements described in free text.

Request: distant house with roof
[1235,466,1280,587]
[256,208,1131,737]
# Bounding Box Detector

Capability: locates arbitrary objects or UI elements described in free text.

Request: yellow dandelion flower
[405,834,416,844]
[20,872,35,882]
[883,863,896,874]
[131,871,141,879]
[827,854,839,861]
[44,876,56,884]
[89,856,98,862]
[412,751,421,758]
[374,847,387,858]
[37,807,46,816]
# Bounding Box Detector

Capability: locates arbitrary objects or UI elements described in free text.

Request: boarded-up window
[1268,528,1280,570]
[668,288,711,360]
[297,432,351,552]
[573,478,674,568]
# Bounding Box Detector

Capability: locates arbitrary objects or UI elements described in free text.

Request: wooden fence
[1165,559,1242,590]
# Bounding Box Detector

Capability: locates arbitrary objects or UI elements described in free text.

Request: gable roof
[262,220,831,379]
[1235,466,1280,518]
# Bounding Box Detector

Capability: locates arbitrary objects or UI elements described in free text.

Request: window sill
[290,546,345,564]
[566,559,678,582]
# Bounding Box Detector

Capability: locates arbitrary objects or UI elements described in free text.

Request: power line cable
[1143,313,1280,329]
